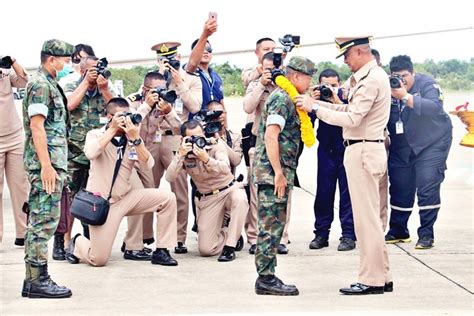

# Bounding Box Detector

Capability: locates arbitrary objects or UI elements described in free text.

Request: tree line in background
[111,58,474,97]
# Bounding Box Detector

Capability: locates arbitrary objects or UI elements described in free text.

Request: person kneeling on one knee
[65,97,179,267]
[166,120,248,262]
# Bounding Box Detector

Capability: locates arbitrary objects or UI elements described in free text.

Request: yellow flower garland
[274,75,316,147]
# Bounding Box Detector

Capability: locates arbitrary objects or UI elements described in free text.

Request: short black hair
[144,71,165,85]
[40,52,52,64]
[106,97,129,115]
[191,39,211,50]
[389,55,414,73]
[319,69,340,83]
[256,37,274,47]
[371,49,380,59]
[73,44,95,58]
[180,120,204,137]
[262,52,274,62]
[206,100,224,109]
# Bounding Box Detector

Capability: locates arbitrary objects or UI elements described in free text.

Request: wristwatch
[130,138,142,146]
[402,93,410,103]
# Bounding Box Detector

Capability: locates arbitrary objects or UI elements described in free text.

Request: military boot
[255,275,299,296]
[26,263,72,298]
[52,234,66,261]
[21,262,31,297]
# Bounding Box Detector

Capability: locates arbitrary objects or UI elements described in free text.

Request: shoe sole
[26,292,72,299]
[255,289,299,296]
[309,245,328,250]
[151,261,178,266]
[415,244,434,249]
[217,258,235,262]
[385,238,411,244]
[52,255,66,261]
[174,249,188,254]
[123,256,151,261]
[338,247,356,251]
[340,290,384,295]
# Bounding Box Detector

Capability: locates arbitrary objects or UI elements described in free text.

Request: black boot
[25,264,72,298]
[218,246,236,262]
[21,263,31,297]
[52,234,66,261]
[255,275,299,296]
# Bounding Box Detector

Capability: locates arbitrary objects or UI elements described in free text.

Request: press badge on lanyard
[128,146,138,160]
[174,98,183,114]
[154,130,162,143]
[99,116,109,125]
[396,101,405,134]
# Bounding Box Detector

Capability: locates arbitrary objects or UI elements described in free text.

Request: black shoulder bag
[71,139,126,226]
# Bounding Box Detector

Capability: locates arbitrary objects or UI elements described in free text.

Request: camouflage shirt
[63,78,113,165]
[23,67,68,172]
[252,88,301,188]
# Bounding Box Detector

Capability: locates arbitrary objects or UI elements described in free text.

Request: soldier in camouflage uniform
[253,56,316,296]
[21,39,74,299]
[50,56,115,260]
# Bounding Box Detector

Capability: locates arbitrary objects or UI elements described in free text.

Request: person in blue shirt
[385,55,452,249]
[186,17,224,119]
[308,69,355,252]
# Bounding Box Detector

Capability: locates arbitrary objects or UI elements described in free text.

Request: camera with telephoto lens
[96,57,112,79]
[120,112,142,125]
[389,74,405,89]
[193,110,223,137]
[314,84,334,102]
[151,88,177,104]
[0,56,13,69]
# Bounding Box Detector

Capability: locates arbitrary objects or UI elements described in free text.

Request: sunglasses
[205,46,213,53]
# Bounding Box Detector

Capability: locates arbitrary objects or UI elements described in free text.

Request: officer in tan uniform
[243,51,292,255]
[149,42,202,253]
[0,56,29,246]
[65,97,178,267]
[298,36,393,295]
[123,71,183,256]
[166,120,248,262]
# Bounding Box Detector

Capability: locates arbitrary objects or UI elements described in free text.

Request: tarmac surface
[0,93,472,315]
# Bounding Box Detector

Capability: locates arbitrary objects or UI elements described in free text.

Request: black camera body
[96,58,112,79]
[160,56,181,71]
[151,88,177,104]
[314,85,334,102]
[0,56,13,69]
[279,34,300,53]
[185,135,209,149]
[389,74,405,89]
[194,110,223,137]
[120,112,142,125]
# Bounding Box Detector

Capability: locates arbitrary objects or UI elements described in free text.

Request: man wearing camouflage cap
[21,39,74,298]
[253,56,316,296]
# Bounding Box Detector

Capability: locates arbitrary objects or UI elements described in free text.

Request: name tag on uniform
[154,130,162,143]
[396,121,404,134]
[99,117,109,125]
[128,146,138,160]
[174,98,183,114]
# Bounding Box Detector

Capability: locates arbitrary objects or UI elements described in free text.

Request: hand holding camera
[259,67,272,86]
[0,56,14,69]
[121,116,140,141]
[389,75,408,100]
[179,137,194,158]
[157,99,172,115]
[85,67,98,86]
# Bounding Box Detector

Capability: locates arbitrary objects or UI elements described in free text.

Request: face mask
[56,62,73,80]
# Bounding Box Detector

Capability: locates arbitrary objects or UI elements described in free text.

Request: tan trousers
[196,183,248,256]
[344,142,392,286]
[379,171,389,232]
[245,148,291,245]
[74,188,177,266]
[0,131,28,242]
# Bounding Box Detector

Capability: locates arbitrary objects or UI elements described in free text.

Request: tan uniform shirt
[168,68,202,122]
[219,129,242,174]
[241,66,260,89]
[84,128,154,203]
[316,60,390,140]
[129,98,182,146]
[243,80,276,136]
[166,140,234,193]
[0,70,27,136]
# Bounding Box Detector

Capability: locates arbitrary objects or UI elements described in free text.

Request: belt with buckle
[343,139,384,147]
[196,180,235,199]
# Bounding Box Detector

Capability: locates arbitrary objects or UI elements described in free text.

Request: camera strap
[108,135,127,201]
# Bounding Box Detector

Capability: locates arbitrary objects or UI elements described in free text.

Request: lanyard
[201,69,215,100]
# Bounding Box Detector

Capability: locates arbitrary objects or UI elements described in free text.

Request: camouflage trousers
[24,170,66,265]
[255,184,289,276]
[67,160,89,198]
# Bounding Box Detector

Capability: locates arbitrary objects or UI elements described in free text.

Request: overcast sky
[2,0,473,68]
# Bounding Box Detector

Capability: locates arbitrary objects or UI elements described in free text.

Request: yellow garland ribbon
[274,75,316,147]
